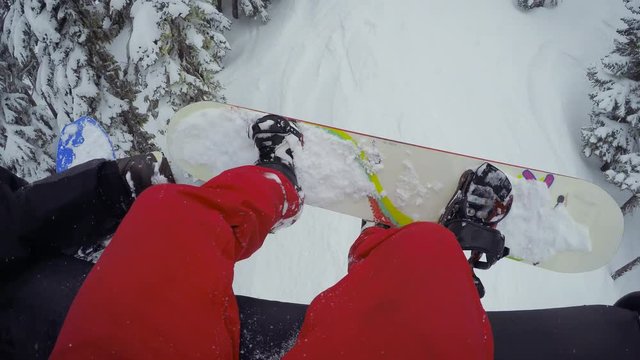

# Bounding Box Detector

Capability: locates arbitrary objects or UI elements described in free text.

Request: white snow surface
[210,0,640,309]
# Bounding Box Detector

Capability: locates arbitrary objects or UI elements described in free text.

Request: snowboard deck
[166,101,624,273]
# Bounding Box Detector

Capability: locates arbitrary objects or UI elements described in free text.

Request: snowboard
[56,116,115,173]
[166,101,624,273]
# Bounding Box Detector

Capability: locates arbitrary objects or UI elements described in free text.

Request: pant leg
[17,159,132,253]
[0,166,28,191]
[50,166,301,359]
[0,161,134,359]
[0,159,133,273]
[283,222,493,360]
[0,256,93,360]
[0,171,28,266]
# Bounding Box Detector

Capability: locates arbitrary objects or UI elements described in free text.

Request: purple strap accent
[544,174,555,188]
[522,170,554,188]
[522,169,536,181]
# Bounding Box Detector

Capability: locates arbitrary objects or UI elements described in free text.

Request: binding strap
[444,219,510,270]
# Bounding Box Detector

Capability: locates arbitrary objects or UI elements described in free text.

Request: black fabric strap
[444,219,508,269]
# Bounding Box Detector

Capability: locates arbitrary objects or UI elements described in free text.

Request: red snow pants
[51,166,492,359]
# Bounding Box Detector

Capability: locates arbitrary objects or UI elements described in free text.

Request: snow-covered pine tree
[0,0,56,180]
[2,0,235,167]
[1,0,156,162]
[0,40,56,181]
[582,0,640,214]
[516,0,558,11]
[238,0,270,22]
[223,0,270,21]
[110,0,231,135]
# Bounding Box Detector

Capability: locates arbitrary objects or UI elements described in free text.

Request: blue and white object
[56,116,116,173]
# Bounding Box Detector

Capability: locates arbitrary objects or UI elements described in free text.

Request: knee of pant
[399,222,462,256]
[134,183,185,209]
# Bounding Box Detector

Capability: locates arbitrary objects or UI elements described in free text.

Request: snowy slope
[212,0,638,309]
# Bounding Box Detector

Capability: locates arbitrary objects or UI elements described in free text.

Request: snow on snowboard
[166,101,624,273]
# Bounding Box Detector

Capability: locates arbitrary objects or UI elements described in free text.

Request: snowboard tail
[56,116,115,173]
[167,101,624,273]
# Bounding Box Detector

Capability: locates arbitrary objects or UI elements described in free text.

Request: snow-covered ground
[213,0,639,309]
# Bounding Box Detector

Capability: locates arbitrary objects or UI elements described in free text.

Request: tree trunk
[216,0,222,12]
[612,256,640,280]
[232,0,239,19]
[600,161,612,172]
[621,194,640,215]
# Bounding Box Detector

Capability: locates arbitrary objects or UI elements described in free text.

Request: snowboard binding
[439,163,514,297]
[439,163,513,228]
[250,114,304,190]
[117,151,176,197]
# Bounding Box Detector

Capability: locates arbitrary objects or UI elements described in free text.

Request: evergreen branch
[621,193,640,214]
